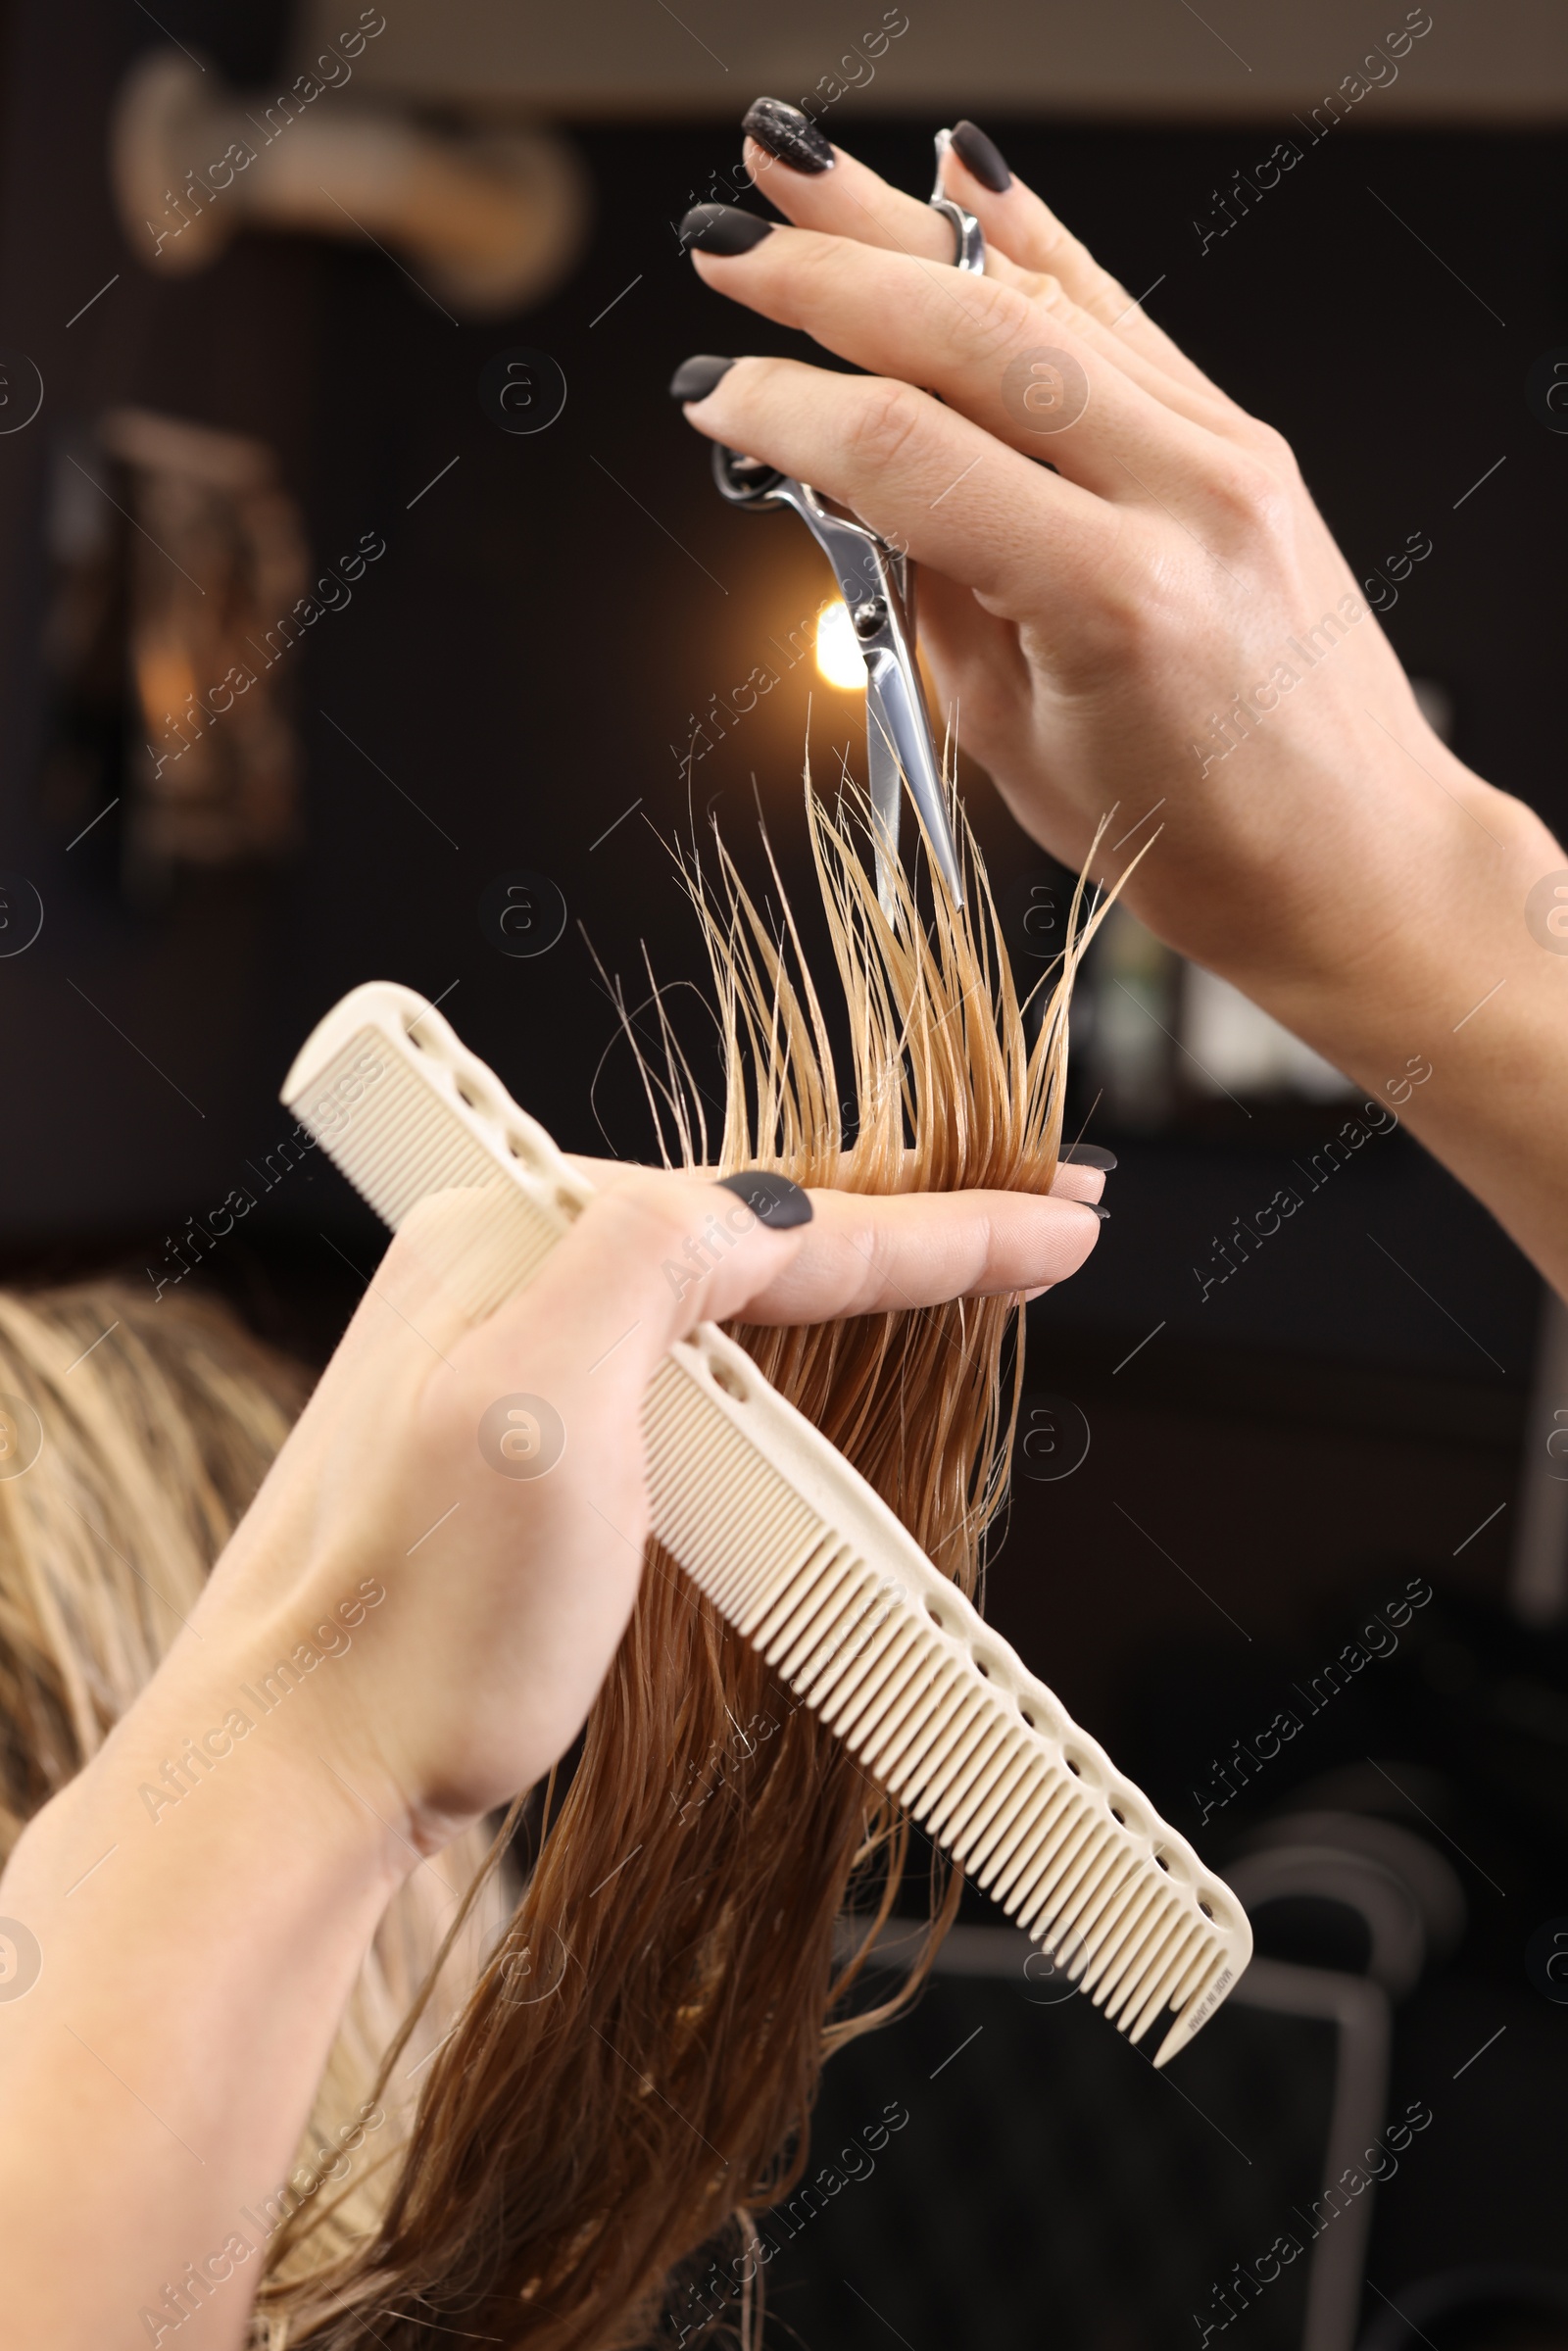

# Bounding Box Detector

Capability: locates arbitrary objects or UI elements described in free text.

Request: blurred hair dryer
[111,45,591,317]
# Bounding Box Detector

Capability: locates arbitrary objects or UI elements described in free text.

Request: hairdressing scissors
[712,130,984,917]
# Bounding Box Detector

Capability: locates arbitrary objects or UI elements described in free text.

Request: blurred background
[1,2,1566,2344]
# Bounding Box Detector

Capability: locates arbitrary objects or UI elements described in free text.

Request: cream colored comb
[282,981,1250,2065]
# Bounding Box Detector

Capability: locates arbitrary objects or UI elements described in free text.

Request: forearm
[1201,759,1568,1298]
[0,1658,405,2350]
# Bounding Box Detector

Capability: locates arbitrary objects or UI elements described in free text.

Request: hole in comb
[1064,1754,1083,1777]
[406,1024,427,1050]
[1109,1805,1126,1825]
[926,1604,945,1630]
[457,1085,476,1108]
[1018,1703,1036,1728]
[1199,1898,1215,1920]
[972,1654,991,1678]
[507,1134,545,1172]
[555,1189,582,1220]
[1154,1853,1170,1872]
[709,1358,747,1402]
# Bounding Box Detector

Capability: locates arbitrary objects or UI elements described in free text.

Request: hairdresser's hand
[151,1166,1103,1861]
[670,113,1568,1296]
[673,121,1515,1001]
[0,1166,1101,2347]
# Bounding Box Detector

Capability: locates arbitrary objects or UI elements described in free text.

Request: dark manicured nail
[1057,1142,1117,1171]
[716,1170,813,1228]
[1086,1203,1110,1222]
[743,96,834,174]
[951,120,1011,193]
[668,354,735,404]
[681,204,774,256]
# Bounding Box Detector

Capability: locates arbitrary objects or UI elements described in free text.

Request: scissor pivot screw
[852,597,886,638]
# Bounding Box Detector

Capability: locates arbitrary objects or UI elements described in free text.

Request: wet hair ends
[263,781,1109,2349]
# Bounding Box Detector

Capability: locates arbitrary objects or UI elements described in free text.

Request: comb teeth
[283,983,1251,2066]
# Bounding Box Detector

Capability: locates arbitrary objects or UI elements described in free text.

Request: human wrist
[1123,738,1539,1075]
[1277,768,1555,1077]
[1180,755,1568,1290]
[83,1629,416,1898]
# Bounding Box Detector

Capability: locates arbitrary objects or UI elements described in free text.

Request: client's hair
[0,1284,307,1860]
[261,787,1097,2350]
[0,1282,507,2259]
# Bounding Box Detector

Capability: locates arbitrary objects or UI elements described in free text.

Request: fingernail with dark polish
[668,354,735,404]
[681,204,774,256]
[717,1169,813,1228]
[1057,1142,1117,1171]
[743,95,835,174]
[951,120,1012,193]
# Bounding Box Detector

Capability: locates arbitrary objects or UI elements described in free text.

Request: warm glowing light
[815,600,867,692]
[135,646,197,730]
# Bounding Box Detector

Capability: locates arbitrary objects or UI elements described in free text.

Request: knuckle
[846,377,930,474]
[1068,517,1181,670]
[1241,415,1301,482]
[380,1189,510,1318]
[1014,269,1073,322]
[1076,585,1148,670]
[598,1170,702,1256]
[1086,274,1132,326]
[1029,205,1072,272]
[1201,448,1292,540]
[957,277,1040,367]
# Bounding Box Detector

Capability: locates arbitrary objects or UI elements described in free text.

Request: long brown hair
[263,786,1097,2349]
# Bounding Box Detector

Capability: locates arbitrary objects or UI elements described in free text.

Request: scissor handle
[711,443,786,508]
[699,131,982,918]
[930,127,986,273]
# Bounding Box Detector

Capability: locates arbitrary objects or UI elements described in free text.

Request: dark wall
[1,20,1563,1272]
[1,4,1557,1671]
[0,0,1560,1666]
[2,5,1566,2339]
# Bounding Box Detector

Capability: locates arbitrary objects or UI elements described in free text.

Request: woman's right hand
[678,122,1543,1007]
[671,112,1568,1293]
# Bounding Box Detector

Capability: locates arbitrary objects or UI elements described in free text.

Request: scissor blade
[865,653,964,910]
[864,675,904,919]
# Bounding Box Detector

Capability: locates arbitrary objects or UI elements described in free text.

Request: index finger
[564,1151,1106,1206]
[528,1171,1102,1377]
[675,353,1120,633]
[459,1169,1101,1408]
[734,1182,1103,1325]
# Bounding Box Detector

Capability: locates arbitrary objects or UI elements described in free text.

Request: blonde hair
[0,1282,307,1855]
[0,1281,507,2264]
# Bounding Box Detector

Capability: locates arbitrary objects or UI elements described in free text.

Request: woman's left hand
[0,1160,1102,2351]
